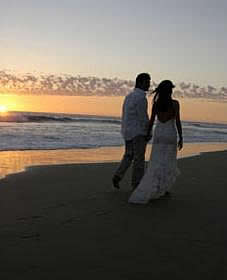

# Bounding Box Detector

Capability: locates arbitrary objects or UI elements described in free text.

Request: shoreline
[1,142,227,179]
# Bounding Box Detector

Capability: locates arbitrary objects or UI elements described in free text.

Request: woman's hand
[178,138,183,150]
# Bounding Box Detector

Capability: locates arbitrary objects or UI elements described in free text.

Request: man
[112,73,151,190]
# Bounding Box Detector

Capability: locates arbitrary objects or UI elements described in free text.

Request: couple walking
[112,73,183,204]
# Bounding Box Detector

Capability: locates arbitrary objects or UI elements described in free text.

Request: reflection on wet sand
[1,143,227,179]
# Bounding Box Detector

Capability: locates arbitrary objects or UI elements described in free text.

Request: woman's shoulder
[172,99,179,104]
[172,99,180,108]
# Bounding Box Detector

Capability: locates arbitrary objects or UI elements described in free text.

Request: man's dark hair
[135,73,151,88]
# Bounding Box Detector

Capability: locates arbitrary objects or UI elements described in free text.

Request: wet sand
[1,142,227,179]
[1,148,227,279]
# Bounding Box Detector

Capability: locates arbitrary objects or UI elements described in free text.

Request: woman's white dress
[128,118,180,204]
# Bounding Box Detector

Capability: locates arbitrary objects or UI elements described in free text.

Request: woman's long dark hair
[153,80,175,112]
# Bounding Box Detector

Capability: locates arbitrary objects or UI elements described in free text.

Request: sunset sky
[0,0,227,121]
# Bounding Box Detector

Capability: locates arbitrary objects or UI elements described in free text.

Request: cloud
[0,70,226,100]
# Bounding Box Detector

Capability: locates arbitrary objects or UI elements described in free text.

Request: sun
[0,105,8,113]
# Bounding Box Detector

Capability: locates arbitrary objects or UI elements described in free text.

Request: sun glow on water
[0,105,8,113]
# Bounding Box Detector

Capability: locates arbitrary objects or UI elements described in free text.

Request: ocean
[0,111,227,151]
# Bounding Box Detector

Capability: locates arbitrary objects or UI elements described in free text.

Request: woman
[128,80,183,204]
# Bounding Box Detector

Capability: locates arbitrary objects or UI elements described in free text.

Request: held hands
[145,134,152,142]
[178,137,183,151]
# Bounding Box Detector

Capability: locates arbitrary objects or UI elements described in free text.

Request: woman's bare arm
[175,100,183,150]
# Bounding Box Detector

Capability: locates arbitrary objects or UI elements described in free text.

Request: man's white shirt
[121,88,149,141]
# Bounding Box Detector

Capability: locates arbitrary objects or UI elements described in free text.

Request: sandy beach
[1,148,227,279]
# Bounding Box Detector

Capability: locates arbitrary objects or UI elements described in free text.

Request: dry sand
[1,150,227,279]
